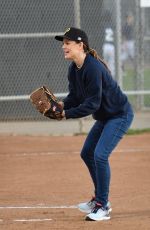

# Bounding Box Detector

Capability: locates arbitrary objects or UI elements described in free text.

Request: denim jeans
[80,111,134,207]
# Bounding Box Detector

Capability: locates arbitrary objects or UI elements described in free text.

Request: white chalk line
[14,218,52,222]
[0,205,77,209]
[0,205,77,223]
[0,218,52,223]
[0,151,79,157]
[0,148,150,157]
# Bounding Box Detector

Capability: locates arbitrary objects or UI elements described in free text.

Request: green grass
[123,68,150,108]
[127,128,150,135]
[123,68,150,90]
[74,128,150,136]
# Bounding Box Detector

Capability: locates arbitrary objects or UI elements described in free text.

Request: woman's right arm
[63,66,79,110]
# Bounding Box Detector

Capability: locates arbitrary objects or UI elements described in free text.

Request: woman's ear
[79,42,84,50]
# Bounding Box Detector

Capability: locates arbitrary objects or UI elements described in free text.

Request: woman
[55,27,134,221]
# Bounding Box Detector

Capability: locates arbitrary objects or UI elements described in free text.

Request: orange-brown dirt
[0,134,150,230]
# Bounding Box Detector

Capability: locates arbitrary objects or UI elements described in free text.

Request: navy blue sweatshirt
[63,54,133,121]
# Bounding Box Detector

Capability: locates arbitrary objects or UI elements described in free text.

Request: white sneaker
[106,201,112,213]
[78,197,96,213]
[78,198,112,214]
[86,203,110,221]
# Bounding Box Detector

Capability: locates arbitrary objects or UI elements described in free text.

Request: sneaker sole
[85,215,111,221]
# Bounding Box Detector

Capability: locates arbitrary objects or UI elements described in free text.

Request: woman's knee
[80,145,93,161]
[80,147,88,160]
[80,149,85,160]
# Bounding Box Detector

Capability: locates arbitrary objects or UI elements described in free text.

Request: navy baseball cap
[55,27,89,48]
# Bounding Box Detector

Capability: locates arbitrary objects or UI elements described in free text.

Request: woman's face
[62,38,83,60]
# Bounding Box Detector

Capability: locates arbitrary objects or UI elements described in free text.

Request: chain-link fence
[0,0,150,121]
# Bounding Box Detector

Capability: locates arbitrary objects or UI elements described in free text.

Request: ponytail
[83,44,111,73]
[88,48,111,73]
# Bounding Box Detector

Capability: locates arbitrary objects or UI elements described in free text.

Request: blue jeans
[80,112,134,207]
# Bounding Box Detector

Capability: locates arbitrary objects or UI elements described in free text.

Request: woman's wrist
[62,110,66,119]
[58,101,64,109]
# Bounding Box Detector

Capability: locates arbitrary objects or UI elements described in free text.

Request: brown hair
[83,44,111,73]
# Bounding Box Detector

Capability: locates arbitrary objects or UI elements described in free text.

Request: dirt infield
[0,133,150,230]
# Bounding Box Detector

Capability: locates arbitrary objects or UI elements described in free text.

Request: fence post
[114,0,123,88]
[74,0,81,28]
[135,0,145,110]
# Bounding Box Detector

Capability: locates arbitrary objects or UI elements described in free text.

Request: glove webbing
[43,85,58,103]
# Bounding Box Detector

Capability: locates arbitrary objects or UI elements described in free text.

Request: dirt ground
[0,133,150,230]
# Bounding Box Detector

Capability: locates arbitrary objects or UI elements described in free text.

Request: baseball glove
[30,86,63,120]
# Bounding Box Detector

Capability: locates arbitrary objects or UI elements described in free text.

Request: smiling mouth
[64,51,69,55]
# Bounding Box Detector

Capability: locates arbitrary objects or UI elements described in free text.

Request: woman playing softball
[55,27,134,221]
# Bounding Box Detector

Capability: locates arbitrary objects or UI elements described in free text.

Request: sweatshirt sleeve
[63,79,79,110]
[65,67,102,119]
[63,67,80,109]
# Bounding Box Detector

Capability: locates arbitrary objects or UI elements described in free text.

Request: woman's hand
[58,101,64,109]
